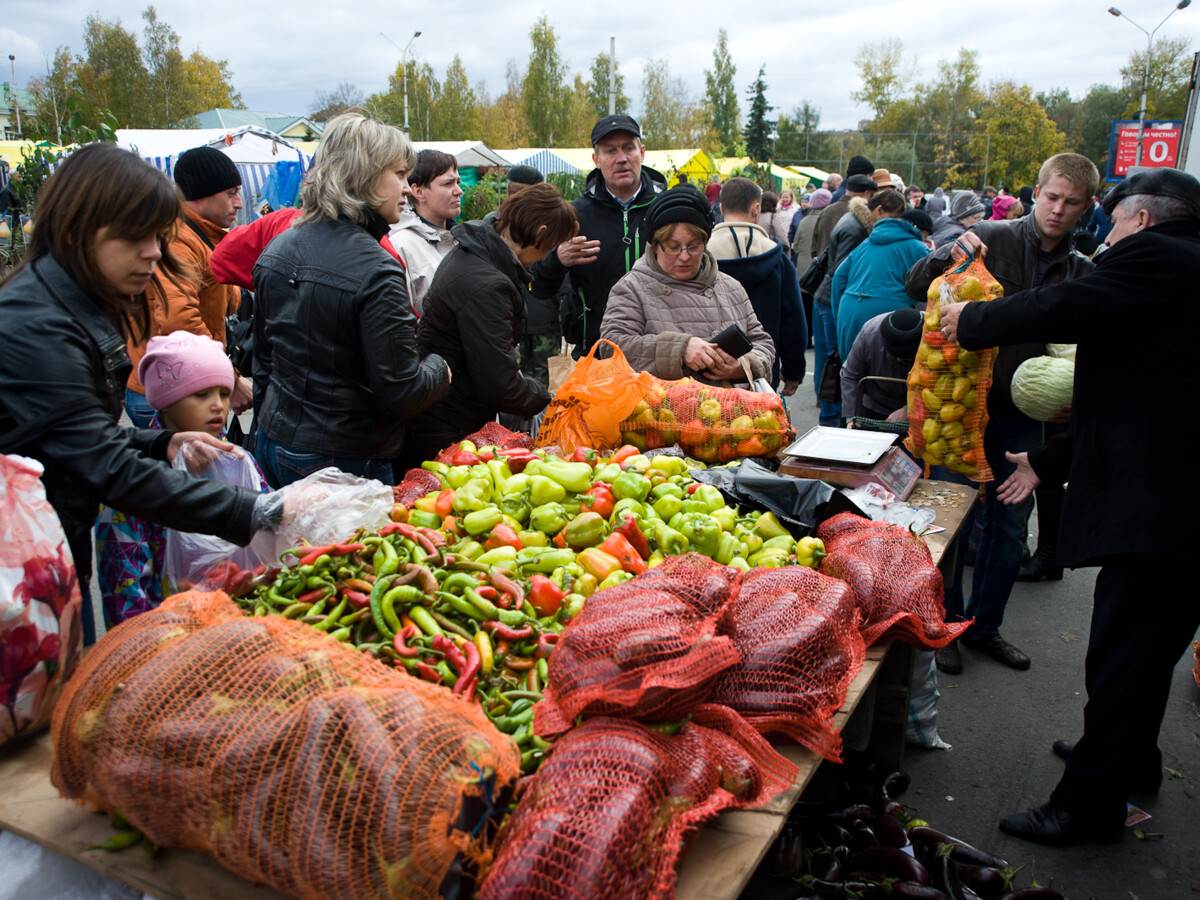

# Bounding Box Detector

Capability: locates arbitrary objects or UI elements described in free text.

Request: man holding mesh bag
[903,154,1098,674]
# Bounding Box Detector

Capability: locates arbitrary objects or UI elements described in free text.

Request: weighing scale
[778,426,921,500]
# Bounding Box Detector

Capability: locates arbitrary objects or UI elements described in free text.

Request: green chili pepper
[408,605,444,637]
[369,574,399,640]
[88,829,143,852]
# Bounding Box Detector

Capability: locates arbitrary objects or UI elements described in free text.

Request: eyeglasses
[659,241,705,258]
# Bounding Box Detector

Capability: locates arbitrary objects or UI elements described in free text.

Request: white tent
[411,141,511,168]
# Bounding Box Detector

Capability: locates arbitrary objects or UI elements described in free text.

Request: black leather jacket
[252,212,450,458]
[0,257,260,577]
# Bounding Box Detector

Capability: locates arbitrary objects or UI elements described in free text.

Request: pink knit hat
[138,331,234,410]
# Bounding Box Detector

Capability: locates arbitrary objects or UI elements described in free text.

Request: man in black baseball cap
[529,113,667,356]
[936,166,1200,847]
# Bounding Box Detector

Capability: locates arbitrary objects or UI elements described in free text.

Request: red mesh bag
[50,591,520,900]
[392,467,442,506]
[708,567,867,762]
[817,512,969,649]
[480,705,797,900]
[905,257,1000,482]
[618,376,795,462]
[534,555,740,737]
[435,422,535,465]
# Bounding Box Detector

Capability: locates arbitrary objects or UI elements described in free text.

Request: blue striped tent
[495,148,580,176]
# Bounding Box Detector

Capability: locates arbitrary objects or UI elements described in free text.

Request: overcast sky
[4,1,1196,133]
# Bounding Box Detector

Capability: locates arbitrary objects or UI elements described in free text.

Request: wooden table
[0,479,978,900]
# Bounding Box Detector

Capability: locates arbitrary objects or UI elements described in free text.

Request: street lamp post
[7,55,20,138]
[1108,1,1191,166]
[380,31,421,132]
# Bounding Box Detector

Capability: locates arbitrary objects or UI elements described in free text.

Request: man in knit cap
[931,190,986,248]
[125,147,249,426]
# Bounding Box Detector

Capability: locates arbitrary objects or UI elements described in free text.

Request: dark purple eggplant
[908,827,1009,869]
[998,891,1066,900]
[890,886,952,900]
[875,810,912,848]
[846,846,932,886]
[934,852,967,900]
[956,863,1010,899]
[828,803,876,824]
[805,879,892,899]
[849,818,881,849]
[772,823,805,877]
[790,814,858,850]
[881,770,911,800]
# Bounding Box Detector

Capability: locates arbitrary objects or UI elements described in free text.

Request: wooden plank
[0,732,294,900]
[913,479,979,568]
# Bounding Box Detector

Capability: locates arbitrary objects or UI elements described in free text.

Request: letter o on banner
[1149,140,1169,164]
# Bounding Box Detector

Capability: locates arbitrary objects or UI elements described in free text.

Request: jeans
[811,301,842,426]
[962,416,1042,638]
[124,388,157,428]
[255,433,394,490]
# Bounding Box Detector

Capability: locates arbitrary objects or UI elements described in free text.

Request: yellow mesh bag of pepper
[617,376,795,463]
[904,256,1000,482]
[50,591,520,900]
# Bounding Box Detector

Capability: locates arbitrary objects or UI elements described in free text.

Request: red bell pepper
[484,523,524,552]
[451,449,481,467]
[477,447,496,462]
[615,513,651,560]
[434,489,456,519]
[528,574,565,617]
[570,446,597,464]
[599,531,647,574]
[505,452,538,474]
[580,483,615,519]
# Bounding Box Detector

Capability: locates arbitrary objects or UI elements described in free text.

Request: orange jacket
[128,206,241,394]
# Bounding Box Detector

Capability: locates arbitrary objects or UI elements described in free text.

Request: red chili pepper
[483,621,534,641]
[294,544,337,566]
[378,523,405,536]
[528,574,565,617]
[393,625,421,658]
[433,635,467,674]
[460,677,477,703]
[477,448,496,462]
[535,632,560,659]
[615,513,651,560]
[296,586,330,605]
[475,585,499,600]
[344,577,375,592]
[580,483,615,519]
[488,569,526,609]
[451,449,481,467]
[342,589,371,609]
[415,662,442,683]
[333,542,367,555]
[484,523,524,552]
[417,527,447,548]
[453,639,481,693]
[505,452,538,474]
[434,489,456,519]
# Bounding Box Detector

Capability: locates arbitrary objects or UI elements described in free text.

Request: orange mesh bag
[49,591,520,900]
[480,705,797,900]
[817,512,970,649]
[534,554,740,737]
[618,376,795,462]
[905,256,1000,482]
[535,340,656,456]
[708,567,867,762]
[434,422,534,465]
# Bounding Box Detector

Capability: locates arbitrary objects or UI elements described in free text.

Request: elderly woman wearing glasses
[600,186,774,385]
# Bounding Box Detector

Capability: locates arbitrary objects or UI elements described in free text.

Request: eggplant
[875,810,912,848]
[846,846,933,886]
[934,852,967,900]
[998,891,1067,900]
[890,886,952,900]
[909,826,1009,869]
[849,818,881,849]
[881,770,911,800]
[956,863,1009,899]
[772,823,805,877]
[789,815,858,851]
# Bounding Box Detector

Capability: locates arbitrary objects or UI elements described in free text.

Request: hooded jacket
[831,217,929,360]
[905,213,1094,420]
[815,198,873,307]
[600,247,774,384]
[708,222,808,385]
[389,211,457,314]
[404,222,552,464]
[0,256,259,582]
[253,211,450,458]
[530,165,668,354]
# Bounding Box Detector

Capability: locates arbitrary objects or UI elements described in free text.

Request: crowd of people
[0,108,1197,852]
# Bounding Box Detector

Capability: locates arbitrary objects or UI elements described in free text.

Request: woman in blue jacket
[831,189,930,362]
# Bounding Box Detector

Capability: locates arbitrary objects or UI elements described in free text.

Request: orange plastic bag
[536,340,655,455]
[618,376,795,462]
[905,256,1000,482]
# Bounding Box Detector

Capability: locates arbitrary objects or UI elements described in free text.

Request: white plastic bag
[906,650,951,750]
[164,445,266,591]
[0,454,84,746]
[250,467,394,567]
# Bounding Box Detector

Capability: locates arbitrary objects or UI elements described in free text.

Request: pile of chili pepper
[225,522,570,773]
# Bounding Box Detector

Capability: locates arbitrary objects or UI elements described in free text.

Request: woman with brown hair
[0,143,287,642]
[398,183,578,467]
[388,148,463,313]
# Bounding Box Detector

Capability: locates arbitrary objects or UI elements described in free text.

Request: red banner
[1108,120,1184,179]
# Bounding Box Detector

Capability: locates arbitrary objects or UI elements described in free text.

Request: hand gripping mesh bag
[480,705,796,900]
[708,566,867,762]
[817,512,970,648]
[50,591,520,900]
[534,554,741,737]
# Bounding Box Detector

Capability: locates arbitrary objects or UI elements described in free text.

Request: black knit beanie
[880,308,923,359]
[174,146,242,201]
[644,186,715,239]
[846,155,874,178]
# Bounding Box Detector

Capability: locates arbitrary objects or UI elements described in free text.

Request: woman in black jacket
[0,144,283,642]
[252,114,451,487]
[398,184,577,468]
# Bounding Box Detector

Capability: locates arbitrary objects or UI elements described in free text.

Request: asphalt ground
[777,349,1200,900]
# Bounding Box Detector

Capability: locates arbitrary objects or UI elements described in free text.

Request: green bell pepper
[529,502,569,535]
[501,472,529,497]
[537,460,594,494]
[748,547,791,568]
[528,474,567,506]
[713,532,739,565]
[649,455,688,477]
[710,506,737,531]
[651,482,684,502]
[452,478,492,513]
[445,465,473,490]
[610,498,646,524]
[517,529,548,548]
[486,458,514,495]
[597,570,634,591]
[677,513,722,557]
[761,534,797,554]
[652,493,683,521]
[515,547,578,573]
[591,462,622,484]
[407,509,442,529]
[475,545,518,567]
[499,493,531,524]
[611,470,652,503]
[652,520,690,556]
[563,511,608,549]
[754,511,790,539]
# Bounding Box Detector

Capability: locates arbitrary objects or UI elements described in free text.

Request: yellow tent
[641,149,717,187]
[0,140,67,169]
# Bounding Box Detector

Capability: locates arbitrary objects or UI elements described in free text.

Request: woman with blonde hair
[252,113,451,487]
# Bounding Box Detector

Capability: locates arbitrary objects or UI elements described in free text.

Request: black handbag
[798,248,829,297]
[817,349,842,404]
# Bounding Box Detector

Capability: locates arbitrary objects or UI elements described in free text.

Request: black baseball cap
[591,115,641,146]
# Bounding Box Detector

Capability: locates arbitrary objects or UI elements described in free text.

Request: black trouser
[1050,555,1199,824]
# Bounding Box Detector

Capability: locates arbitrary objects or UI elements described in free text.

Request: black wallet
[712,323,753,358]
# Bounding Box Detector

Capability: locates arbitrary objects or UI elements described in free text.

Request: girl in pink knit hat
[96,332,267,626]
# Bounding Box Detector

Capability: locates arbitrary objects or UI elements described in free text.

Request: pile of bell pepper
[616,377,795,463]
[225,441,824,772]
